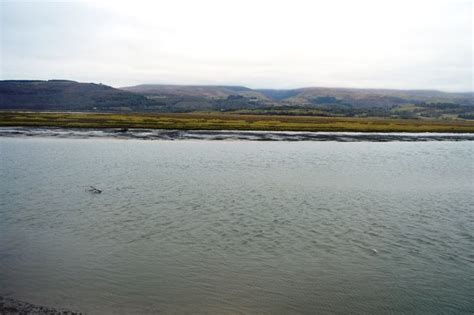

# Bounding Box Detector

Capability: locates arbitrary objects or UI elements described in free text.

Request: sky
[0,0,472,91]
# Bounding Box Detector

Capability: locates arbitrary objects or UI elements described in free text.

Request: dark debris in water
[1,127,474,142]
[87,186,102,194]
[0,296,82,315]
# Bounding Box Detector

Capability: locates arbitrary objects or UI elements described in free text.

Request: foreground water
[0,135,473,314]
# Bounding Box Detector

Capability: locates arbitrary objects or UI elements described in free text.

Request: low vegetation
[230,102,474,120]
[1,111,474,133]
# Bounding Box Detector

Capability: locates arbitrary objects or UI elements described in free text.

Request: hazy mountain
[256,89,299,100]
[121,84,269,100]
[119,84,271,112]
[257,87,474,108]
[120,84,474,119]
[0,80,157,111]
[122,84,473,108]
[1,81,472,119]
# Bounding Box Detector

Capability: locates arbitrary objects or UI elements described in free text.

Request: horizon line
[1,79,473,94]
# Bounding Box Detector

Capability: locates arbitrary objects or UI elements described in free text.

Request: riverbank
[1,111,474,133]
[2,127,474,142]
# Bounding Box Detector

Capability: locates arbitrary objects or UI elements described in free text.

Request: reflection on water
[0,137,473,314]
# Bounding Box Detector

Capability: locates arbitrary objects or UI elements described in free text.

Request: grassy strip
[1,111,474,133]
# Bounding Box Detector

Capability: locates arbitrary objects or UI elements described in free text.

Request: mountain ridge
[121,83,474,106]
[1,80,473,119]
[0,80,157,111]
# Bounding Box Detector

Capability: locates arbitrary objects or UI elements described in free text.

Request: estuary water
[0,134,473,314]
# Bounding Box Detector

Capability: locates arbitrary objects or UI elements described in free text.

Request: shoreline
[2,126,474,142]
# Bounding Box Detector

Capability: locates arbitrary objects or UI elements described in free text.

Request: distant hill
[121,84,269,100]
[256,87,474,108]
[1,80,473,119]
[256,89,299,100]
[0,80,158,111]
[120,84,271,112]
[122,84,474,109]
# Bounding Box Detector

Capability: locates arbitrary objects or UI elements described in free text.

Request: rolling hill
[256,87,474,107]
[119,84,474,118]
[121,84,474,109]
[0,80,158,111]
[121,84,268,100]
[1,80,473,119]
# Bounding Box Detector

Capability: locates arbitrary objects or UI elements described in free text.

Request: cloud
[1,0,472,91]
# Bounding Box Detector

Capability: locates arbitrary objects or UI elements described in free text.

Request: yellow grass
[1,111,474,133]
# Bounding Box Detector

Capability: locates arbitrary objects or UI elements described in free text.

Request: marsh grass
[1,111,474,133]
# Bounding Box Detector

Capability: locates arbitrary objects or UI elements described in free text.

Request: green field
[1,111,474,133]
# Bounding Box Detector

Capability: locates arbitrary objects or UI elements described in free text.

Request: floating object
[114,128,129,133]
[371,248,378,255]
[87,186,102,194]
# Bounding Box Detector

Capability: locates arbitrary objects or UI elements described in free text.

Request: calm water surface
[0,137,473,314]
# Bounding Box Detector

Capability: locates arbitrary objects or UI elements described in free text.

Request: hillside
[0,80,158,111]
[122,84,473,108]
[256,87,474,108]
[120,84,474,119]
[1,80,473,119]
[122,84,268,100]
[120,84,271,112]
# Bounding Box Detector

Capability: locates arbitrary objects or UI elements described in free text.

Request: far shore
[1,111,474,133]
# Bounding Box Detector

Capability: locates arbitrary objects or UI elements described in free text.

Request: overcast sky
[1,0,472,91]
